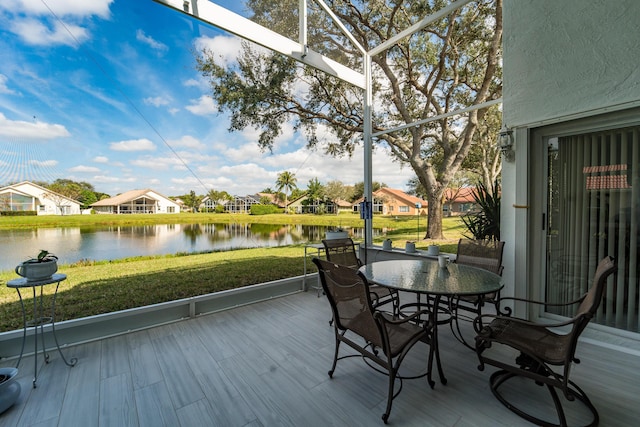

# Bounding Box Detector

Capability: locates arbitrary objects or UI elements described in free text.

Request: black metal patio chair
[313,257,433,424]
[474,255,616,427]
[322,238,399,314]
[449,238,505,347]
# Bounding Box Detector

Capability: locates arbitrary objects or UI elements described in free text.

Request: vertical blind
[547,126,639,332]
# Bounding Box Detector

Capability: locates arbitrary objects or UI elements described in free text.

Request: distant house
[354,187,427,216]
[287,194,352,214]
[286,195,307,214]
[255,192,285,208]
[225,194,261,213]
[333,198,353,214]
[90,189,180,214]
[0,181,81,215]
[443,187,478,216]
[172,198,186,212]
[200,196,223,212]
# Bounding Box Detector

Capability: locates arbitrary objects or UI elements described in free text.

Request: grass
[0,247,306,332]
[0,214,466,332]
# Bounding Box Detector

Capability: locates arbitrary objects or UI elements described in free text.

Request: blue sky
[0,0,414,197]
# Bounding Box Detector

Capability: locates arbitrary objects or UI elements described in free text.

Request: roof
[0,181,81,206]
[374,187,428,206]
[91,189,163,206]
[445,187,477,203]
[334,198,352,207]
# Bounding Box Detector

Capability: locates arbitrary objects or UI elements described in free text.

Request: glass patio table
[359,259,503,387]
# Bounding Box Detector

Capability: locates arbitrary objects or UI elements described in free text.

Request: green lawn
[0,214,466,332]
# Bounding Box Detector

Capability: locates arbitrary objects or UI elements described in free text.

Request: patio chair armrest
[375,309,432,327]
[497,295,585,316]
[475,313,578,336]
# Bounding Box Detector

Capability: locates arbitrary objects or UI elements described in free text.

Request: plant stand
[6,273,77,388]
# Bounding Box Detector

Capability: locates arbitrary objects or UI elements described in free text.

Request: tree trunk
[425,195,445,239]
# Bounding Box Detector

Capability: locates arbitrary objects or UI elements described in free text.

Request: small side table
[6,273,77,388]
[303,243,325,295]
[303,241,361,296]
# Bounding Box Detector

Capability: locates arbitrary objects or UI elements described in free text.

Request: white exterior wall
[8,182,81,215]
[503,0,640,128]
[146,190,180,213]
[501,0,640,311]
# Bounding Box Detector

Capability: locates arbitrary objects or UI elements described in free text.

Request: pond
[0,223,375,272]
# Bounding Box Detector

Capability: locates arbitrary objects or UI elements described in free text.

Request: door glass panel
[546,127,639,332]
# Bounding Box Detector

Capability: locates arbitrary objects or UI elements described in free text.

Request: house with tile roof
[443,187,478,216]
[353,187,428,216]
[90,189,180,214]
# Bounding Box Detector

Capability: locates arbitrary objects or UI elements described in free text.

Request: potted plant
[405,241,416,253]
[325,227,348,240]
[427,244,440,256]
[15,250,58,282]
[0,367,20,414]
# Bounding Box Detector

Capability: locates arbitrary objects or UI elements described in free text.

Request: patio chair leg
[488,370,599,427]
[382,369,395,424]
[328,332,340,378]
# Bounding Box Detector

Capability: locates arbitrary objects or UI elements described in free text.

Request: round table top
[6,273,67,288]
[359,259,503,296]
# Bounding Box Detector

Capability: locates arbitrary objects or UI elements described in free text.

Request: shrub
[1,210,37,216]
[251,204,282,215]
[461,180,501,241]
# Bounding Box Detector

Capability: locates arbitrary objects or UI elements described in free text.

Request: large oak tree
[196,0,502,238]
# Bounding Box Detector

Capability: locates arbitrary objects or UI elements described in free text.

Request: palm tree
[275,171,297,213]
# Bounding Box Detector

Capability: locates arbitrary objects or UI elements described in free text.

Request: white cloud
[0,0,113,18]
[1,0,112,47]
[92,175,136,184]
[0,74,16,94]
[11,18,89,47]
[183,78,204,88]
[93,156,124,167]
[194,35,244,68]
[185,96,217,115]
[0,113,70,139]
[130,155,184,170]
[69,165,100,173]
[136,29,168,53]
[167,135,206,150]
[217,142,263,163]
[30,159,58,167]
[143,96,170,107]
[109,138,156,152]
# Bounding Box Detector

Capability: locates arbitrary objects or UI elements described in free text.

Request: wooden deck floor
[1,290,639,426]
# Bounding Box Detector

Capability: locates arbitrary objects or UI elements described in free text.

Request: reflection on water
[0,223,376,271]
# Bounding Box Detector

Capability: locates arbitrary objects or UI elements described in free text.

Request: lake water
[0,223,371,272]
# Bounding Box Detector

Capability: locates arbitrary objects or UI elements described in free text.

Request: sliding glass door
[546,126,639,332]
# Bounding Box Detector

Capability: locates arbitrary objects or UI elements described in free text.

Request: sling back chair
[322,238,399,315]
[474,255,616,427]
[313,257,433,424]
[449,239,505,348]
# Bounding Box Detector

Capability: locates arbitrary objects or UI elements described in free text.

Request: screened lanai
[153,0,640,347]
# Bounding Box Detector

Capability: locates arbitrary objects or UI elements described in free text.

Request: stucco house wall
[503,0,640,128]
[91,189,180,214]
[502,0,640,345]
[0,181,81,215]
